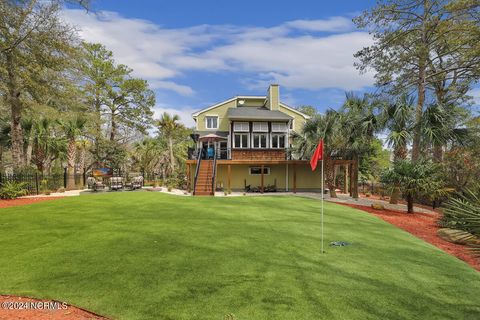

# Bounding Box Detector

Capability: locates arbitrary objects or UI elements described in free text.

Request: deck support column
[260,164,264,194]
[186,164,190,193]
[227,164,231,193]
[293,164,297,194]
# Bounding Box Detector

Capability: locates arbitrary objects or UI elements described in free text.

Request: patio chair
[87,177,105,192]
[109,177,124,191]
[131,176,144,190]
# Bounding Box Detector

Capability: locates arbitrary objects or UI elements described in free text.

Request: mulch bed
[338,202,480,271]
[0,295,108,319]
[0,197,63,209]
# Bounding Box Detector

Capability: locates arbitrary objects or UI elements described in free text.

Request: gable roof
[227,107,293,121]
[191,95,311,119]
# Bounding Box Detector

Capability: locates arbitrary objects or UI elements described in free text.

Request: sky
[63,0,479,127]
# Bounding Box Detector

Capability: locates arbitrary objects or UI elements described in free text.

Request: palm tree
[31,118,67,174]
[339,93,380,198]
[59,116,87,190]
[381,159,447,213]
[156,112,182,175]
[379,95,415,204]
[292,110,341,197]
[421,104,468,162]
[132,138,163,176]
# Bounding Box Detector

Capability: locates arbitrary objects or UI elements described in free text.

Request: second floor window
[252,133,268,148]
[234,133,249,148]
[205,116,218,129]
[271,134,286,148]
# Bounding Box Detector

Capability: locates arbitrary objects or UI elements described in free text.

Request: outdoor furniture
[131,176,143,190]
[109,177,124,191]
[87,177,105,192]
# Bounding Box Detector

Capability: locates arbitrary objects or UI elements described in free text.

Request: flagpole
[321,158,324,254]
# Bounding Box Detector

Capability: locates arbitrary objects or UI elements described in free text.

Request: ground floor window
[249,167,270,175]
[252,133,268,148]
[234,133,249,148]
[271,134,286,148]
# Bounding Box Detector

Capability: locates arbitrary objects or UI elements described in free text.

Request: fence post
[63,167,67,189]
[35,172,39,195]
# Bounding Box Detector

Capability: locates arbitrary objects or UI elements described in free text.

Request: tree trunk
[352,154,359,199]
[411,3,428,162]
[78,144,86,187]
[406,194,414,213]
[6,53,24,169]
[110,111,116,142]
[168,136,175,174]
[66,138,76,190]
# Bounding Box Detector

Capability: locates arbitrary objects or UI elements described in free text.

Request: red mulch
[0,295,108,319]
[0,197,63,209]
[338,202,480,271]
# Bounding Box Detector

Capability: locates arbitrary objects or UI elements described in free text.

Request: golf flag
[310,139,324,171]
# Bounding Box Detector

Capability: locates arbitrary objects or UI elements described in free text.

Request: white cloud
[62,9,373,96]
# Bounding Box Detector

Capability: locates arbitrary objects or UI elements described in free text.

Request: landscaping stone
[437,228,480,245]
[371,203,385,210]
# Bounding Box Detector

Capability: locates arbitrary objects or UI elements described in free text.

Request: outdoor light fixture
[238,100,245,105]
[190,133,200,142]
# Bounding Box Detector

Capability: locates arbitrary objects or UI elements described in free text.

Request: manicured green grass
[0,193,479,320]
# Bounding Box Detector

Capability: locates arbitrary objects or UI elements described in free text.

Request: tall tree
[292,110,342,197]
[339,93,380,198]
[156,113,184,175]
[80,43,155,143]
[379,95,415,204]
[59,116,86,190]
[0,0,80,169]
[354,0,480,161]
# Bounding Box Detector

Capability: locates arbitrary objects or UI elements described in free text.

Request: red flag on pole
[310,139,324,171]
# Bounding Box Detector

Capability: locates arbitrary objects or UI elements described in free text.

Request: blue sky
[63,0,479,126]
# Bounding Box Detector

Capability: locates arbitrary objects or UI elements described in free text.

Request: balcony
[188,147,292,161]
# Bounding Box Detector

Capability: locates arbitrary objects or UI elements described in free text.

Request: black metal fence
[0,172,85,195]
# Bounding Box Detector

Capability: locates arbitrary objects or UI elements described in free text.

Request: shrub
[57,187,66,193]
[442,185,480,237]
[0,181,28,199]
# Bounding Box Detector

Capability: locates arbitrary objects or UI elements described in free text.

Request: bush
[442,185,480,237]
[0,181,28,199]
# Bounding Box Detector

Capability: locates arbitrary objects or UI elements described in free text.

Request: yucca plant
[443,185,480,256]
[443,185,480,236]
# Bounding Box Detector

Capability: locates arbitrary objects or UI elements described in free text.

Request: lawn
[0,193,479,320]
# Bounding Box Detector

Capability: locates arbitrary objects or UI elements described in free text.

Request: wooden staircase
[194,160,215,196]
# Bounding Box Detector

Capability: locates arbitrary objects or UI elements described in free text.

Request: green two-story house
[186,84,354,195]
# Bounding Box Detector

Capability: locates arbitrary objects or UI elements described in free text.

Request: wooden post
[260,164,264,193]
[349,163,354,196]
[186,164,190,192]
[293,164,297,194]
[352,159,359,199]
[343,165,348,194]
[227,164,231,193]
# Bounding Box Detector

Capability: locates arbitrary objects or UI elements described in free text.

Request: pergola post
[227,164,231,193]
[186,164,190,192]
[293,164,297,194]
[343,165,348,194]
[260,164,264,194]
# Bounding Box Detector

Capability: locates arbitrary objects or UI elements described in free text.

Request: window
[271,134,286,149]
[252,122,268,132]
[252,133,268,148]
[205,116,218,129]
[234,133,249,148]
[233,122,249,132]
[249,167,270,175]
[271,122,287,132]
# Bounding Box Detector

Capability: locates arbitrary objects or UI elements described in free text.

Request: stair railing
[211,146,217,195]
[193,148,202,195]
